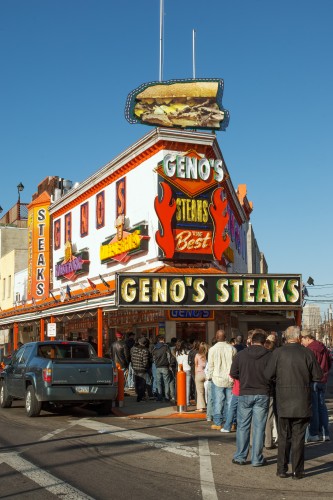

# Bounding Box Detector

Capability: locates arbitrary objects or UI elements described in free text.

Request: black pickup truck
[0,341,118,417]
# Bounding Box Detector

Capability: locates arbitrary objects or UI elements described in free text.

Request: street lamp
[17,182,24,202]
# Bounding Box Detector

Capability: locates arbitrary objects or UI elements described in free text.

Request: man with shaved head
[230,329,271,467]
[207,329,237,430]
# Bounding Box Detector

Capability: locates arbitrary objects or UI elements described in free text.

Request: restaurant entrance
[176,322,207,343]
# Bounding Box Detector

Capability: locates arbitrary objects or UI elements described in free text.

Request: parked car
[0,341,118,417]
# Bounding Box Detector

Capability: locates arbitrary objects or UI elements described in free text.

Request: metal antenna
[159,0,164,81]
[192,29,196,79]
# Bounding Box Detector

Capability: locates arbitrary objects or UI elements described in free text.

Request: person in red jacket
[301,330,332,442]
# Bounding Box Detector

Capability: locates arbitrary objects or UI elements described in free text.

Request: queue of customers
[108,331,212,407]
[109,326,331,480]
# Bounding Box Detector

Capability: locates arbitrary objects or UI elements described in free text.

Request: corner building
[0,127,300,353]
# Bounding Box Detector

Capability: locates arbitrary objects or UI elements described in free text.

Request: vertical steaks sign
[27,195,51,300]
[154,151,230,261]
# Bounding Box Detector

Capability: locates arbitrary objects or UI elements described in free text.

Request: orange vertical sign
[27,193,51,301]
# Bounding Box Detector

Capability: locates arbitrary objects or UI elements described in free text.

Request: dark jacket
[234,343,245,353]
[110,340,130,369]
[264,343,323,418]
[188,348,198,374]
[230,344,272,396]
[306,339,331,383]
[130,345,150,374]
[152,342,171,368]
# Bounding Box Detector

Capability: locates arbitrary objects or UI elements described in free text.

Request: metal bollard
[116,362,125,408]
[177,364,187,413]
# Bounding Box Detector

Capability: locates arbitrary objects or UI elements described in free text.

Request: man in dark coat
[152,335,174,402]
[264,326,323,480]
[130,337,151,402]
[109,332,130,371]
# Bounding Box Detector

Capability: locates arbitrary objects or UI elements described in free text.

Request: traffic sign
[47,323,56,337]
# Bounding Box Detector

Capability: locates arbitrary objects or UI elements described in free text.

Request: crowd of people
[108,326,331,480]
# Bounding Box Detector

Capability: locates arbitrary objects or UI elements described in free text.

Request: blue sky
[1,1,332,315]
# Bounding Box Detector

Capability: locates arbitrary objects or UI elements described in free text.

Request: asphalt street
[0,379,332,500]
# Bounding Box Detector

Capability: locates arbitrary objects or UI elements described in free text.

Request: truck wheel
[0,381,12,408]
[25,385,42,417]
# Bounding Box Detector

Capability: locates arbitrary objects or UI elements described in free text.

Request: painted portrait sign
[55,241,90,282]
[100,177,150,265]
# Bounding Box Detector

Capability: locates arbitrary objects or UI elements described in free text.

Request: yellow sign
[100,230,141,261]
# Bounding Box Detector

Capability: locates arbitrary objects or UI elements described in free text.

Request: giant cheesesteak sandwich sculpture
[125,78,229,131]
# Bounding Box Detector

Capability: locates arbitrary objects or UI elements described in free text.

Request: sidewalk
[112,390,207,419]
[114,371,333,422]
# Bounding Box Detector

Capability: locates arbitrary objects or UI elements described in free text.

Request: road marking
[198,439,218,500]
[39,428,66,441]
[76,418,199,458]
[0,452,94,500]
[162,426,194,436]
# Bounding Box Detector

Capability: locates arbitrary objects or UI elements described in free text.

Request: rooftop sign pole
[159,0,164,81]
[192,29,196,79]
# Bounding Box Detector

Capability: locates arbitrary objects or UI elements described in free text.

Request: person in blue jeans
[301,332,332,442]
[221,378,239,432]
[206,330,236,430]
[230,329,272,466]
[309,382,330,440]
[152,334,175,402]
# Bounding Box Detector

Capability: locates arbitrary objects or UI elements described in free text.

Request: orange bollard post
[177,364,187,413]
[116,362,125,408]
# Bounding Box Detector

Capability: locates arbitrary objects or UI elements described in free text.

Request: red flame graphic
[209,188,230,261]
[155,182,177,258]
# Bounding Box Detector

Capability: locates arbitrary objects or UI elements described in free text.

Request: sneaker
[232,459,246,466]
[211,424,222,430]
[306,434,319,442]
[231,424,237,432]
[221,428,230,433]
[323,435,330,442]
[206,417,212,422]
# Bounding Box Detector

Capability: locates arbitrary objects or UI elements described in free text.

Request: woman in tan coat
[195,342,209,411]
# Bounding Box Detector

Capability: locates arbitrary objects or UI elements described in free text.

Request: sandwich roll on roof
[125,78,230,131]
[136,81,219,100]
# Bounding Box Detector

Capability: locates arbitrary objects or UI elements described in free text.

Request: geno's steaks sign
[116,273,302,309]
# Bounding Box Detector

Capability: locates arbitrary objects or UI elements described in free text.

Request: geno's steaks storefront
[0,79,302,352]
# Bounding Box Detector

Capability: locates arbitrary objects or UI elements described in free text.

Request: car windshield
[38,343,96,360]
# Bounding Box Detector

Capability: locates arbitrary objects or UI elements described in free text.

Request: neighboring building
[260,252,268,274]
[0,248,28,310]
[302,304,322,335]
[0,204,28,357]
[0,223,29,311]
[247,223,261,273]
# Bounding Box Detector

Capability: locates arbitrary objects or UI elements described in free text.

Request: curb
[111,407,207,419]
